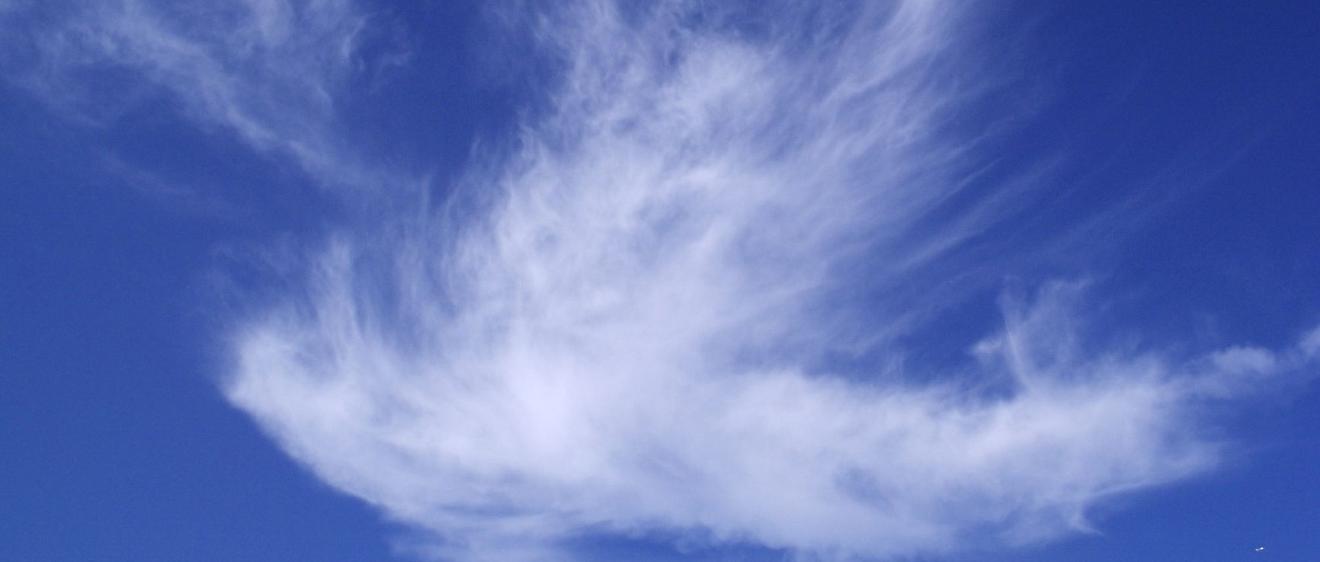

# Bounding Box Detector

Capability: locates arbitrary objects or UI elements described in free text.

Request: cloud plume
[91,0,1303,560]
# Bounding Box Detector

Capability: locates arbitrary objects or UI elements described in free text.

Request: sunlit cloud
[7,1,1314,561]
[218,2,1317,560]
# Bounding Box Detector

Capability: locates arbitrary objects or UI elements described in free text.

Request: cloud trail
[8,0,1312,560]
[0,0,402,190]
[217,2,1316,560]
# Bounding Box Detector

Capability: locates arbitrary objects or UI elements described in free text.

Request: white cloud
[216,2,1320,561]
[0,0,404,191]
[0,0,1287,559]
[1210,346,1278,376]
[1301,326,1320,360]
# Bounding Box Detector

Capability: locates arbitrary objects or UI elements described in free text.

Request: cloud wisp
[9,0,1305,560]
[1,0,405,191]
[215,2,1318,560]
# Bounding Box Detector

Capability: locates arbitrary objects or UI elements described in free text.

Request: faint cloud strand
[1,0,405,192]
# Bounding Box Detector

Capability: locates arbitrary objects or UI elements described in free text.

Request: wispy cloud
[215,2,1317,560]
[9,1,1314,561]
[1,0,405,191]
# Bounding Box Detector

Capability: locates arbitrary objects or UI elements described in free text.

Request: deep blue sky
[2,1,1318,561]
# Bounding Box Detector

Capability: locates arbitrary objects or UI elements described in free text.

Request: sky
[2,1,1319,561]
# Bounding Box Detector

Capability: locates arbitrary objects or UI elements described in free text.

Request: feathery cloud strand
[188,1,1312,560]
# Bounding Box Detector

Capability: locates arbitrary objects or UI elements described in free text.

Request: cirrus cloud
[6,0,1308,560]
[217,1,1318,560]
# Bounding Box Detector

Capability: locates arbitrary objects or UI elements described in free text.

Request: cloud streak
[9,0,1312,560]
[216,2,1317,560]
[1,0,404,190]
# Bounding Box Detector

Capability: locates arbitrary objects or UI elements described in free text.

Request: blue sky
[2,1,1319,561]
